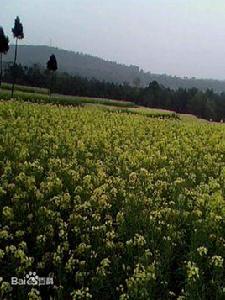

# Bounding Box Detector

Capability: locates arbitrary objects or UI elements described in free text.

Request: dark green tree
[133,77,141,88]
[11,16,24,97]
[47,54,58,96]
[0,27,9,89]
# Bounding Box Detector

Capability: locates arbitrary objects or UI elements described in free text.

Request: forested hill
[4,44,225,92]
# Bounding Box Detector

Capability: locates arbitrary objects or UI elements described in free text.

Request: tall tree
[0,27,9,89]
[11,16,24,97]
[47,54,58,96]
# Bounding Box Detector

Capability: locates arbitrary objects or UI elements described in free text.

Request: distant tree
[133,77,141,88]
[0,27,9,89]
[47,54,58,96]
[148,81,161,91]
[11,16,24,97]
[3,61,225,122]
[148,81,162,107]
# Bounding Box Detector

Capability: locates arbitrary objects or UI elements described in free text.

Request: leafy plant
[11,16,24,98]
[0,27,9,89]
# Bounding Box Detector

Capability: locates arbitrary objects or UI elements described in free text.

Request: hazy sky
[1,0,225,79]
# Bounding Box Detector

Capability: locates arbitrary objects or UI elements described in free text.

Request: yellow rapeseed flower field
[0,101,224,299]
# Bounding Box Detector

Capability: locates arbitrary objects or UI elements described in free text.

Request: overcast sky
[1,0,225,79]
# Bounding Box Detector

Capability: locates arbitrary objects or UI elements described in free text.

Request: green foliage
[0,27,9,55]
[0,27,9,88]
[0,101,225,299]
[11,16,24,98]
[12,16,24,40]
[47,55,58,72]
[1,82,49,94]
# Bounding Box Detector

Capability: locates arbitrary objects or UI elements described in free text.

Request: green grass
[1,83,179,120]
[128,107,175,115]
[86,103,179,119]
[119,107,179,119]
[1,82,49,94]
[179,113,210,124]
[104,107,178,119]
[0,88,137,108]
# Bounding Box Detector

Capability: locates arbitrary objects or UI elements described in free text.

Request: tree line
[5,45,225,92]
[3,63,225,121]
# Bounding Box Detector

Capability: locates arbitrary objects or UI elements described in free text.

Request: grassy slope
[0,83,179,118]
[0,88,137,108]
[1,82,49,94]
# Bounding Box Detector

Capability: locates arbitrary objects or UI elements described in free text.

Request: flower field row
[0,101,224,299]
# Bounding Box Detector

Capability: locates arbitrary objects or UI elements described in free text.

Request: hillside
[4,45,225,92]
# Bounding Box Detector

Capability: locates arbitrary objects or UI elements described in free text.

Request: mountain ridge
[3,44,225,92]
